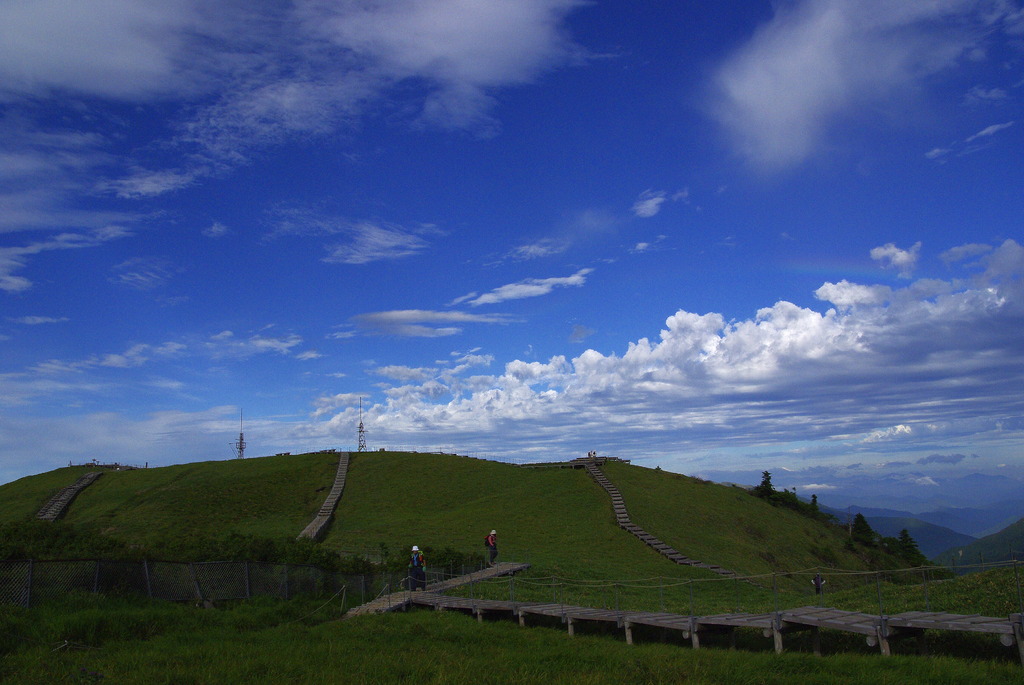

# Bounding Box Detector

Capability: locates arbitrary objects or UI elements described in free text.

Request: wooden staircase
[36,471,102,521]
[298,452,350,540]
[583,461,737,577]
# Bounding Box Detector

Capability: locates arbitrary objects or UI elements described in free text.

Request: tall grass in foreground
[2,601,1022,684]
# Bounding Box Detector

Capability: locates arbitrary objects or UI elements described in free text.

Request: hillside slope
[0,452,901,581]
[933,516,1024,567]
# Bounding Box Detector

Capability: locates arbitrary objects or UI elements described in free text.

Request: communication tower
[357,398,367,452]
[232,410,246,459]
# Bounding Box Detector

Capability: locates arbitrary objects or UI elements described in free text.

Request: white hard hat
[490,530,496,535]
[412,545,419,551]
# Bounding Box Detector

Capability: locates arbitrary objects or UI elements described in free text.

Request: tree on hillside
[753,471,775,498]
[851,513,877,546]
[889,528,928,565]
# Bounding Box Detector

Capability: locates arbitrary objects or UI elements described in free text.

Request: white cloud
[457,268,593,306]
[352,310,513,337]
[507,238,571,260]
[109,257,180,290]
[965,120,1014,142]
[203,222,230,238]
[940,242,991,264]
[0,226,133,293]
[302,0,587,133]
[105,168,199,198]
[323,222,436,265]
[632,189,667,218]
[863,425,913,443]
[815,280,891,309]
[312,240,1024,462]
[0,0,204,102]
[710,0,1018,169]
[870,241,921,278]
[9,316,69,325]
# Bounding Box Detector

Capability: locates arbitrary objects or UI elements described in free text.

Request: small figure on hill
[409,545,426,591]
[812,573,825,596]
[485,529,498,566]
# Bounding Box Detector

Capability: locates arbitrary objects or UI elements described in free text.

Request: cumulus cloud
[863,425,913,443]
[316,239,1024,463]
[870,242,921,277]
[710,0,1020,169]
[456,268,593,306]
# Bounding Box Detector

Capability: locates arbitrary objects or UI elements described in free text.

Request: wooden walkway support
[406,593,1024,665]
[298,452,350,540]
[583,461,737,577]
[36,471,102,521]
[344,562,531,618]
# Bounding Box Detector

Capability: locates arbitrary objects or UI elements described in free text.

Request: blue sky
[1,0,1022,510]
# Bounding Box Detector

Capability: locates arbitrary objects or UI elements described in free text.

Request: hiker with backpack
[408,545,426,590]
[485,530,498,566]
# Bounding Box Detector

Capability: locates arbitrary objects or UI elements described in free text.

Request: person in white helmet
[408,545,426,590]
[485,530,498,566]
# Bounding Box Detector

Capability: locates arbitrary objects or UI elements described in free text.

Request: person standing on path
[409,545,426,590]
[485,530,498,566]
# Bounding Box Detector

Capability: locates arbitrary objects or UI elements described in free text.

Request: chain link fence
[0,559,399,608]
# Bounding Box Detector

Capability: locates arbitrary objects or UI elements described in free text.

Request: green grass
[3,598,1022,684]
[3,452,1024,679]
[0,467,101,521]
[45,453,337,548]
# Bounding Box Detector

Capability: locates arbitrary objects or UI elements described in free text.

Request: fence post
[509,574,515,604]
[26,559,33,609]
[875,572,885,617]
[688,581,694,617]
[772,573,778,614]
[143,560,152,599]
[921,568,930,612]
[189,563,203,602]
[1015,560,1023,616]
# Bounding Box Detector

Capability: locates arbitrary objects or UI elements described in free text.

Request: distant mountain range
[819,493,1024,561]
[820,505,977,558]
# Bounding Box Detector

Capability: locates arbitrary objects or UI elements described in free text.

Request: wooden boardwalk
[36,471,102,521]
[405,592,1024,664]
[297,452,350,540]
[343,562,531,618]
[583,461,737,577]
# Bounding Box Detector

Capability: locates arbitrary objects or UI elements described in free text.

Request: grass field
[2,450,1022,681]
[3,593,1023,684]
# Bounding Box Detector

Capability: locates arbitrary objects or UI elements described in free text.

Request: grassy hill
[4,451,1024,681]
[0,451,907,588]
[864,516,976,559]
[933,516,1024,567]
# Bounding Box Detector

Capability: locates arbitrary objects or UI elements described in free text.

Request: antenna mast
[232,410,246,459]
[357,398,367,452]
